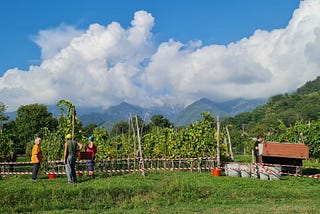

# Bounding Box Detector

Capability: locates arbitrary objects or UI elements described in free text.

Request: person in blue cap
[85,135,97,179]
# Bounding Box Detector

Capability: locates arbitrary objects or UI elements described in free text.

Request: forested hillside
[223,76,320,132]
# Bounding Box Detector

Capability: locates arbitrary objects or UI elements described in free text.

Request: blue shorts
[86,160,95,171]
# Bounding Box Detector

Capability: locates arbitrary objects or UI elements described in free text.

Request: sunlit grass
[0,170,319,213]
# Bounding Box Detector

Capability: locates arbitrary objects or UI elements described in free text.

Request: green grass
[233,154,252,162]
[0,170,319,213]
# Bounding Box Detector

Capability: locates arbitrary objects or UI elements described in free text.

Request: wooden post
[226,126,234,161]
[216,115,221,167]
[129,115,137,170]
[135,115,145,176]
[127,117,131,161]
[252,150,255,163]
[224,138,228,156]
[72,107,75,141]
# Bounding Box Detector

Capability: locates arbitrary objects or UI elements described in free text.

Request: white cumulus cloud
[32,24,84,60]
[0,1,320,111]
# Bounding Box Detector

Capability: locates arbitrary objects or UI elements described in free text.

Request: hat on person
[65,134,72,139]
[88,135,94,141]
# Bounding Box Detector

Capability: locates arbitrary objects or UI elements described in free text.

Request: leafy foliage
[148,114,173,129]
[57,99,82,140]
[143,112,224,159]
[0,102,9,133]
[82,123,98,137]
[25,127,65,162]
[222,76,320,158]
[14,104,57,154]
[110,120,130,137]
[0,135,14,162]
[223,77,320,131]
[269,119,320,158]
[296,76,320,95]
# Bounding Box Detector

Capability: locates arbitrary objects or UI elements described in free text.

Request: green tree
[305,120,320,158]
[0,102,9,134]
[110,120,129,137]
[271,119,320,158]
[0,102,12,162]
[15,104,57,154]
[110,115,146,137]
[222,76,320,139]
[2,121,19,154]
[148,114,173,128]
[0,134,14,162]
[297,76,320,94]
[82,123,98,137]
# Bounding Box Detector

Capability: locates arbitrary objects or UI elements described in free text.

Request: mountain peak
[196,98,216,105]
[78,98,266,127]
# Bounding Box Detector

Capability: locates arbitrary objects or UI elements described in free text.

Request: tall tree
[149,114,173,128]
[110,120,130,137]
[0,102,9,134]
[15,104,57,154]
[82,123,98,137]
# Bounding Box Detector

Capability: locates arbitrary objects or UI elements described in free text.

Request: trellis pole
[129,114,137,169]
[226,126,234,161]
[72,107,75,141]
[127,117,131,170]
[216,115,221,167]
[135,115,145,176]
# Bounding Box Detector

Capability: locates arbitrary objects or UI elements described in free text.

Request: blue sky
[0,0,300,74]
[1,0,320,111]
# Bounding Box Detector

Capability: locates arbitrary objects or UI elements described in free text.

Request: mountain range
[4,97,266,128]
[4,77,320,129]
[78,98,266,127]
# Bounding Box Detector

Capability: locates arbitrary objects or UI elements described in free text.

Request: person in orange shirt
[31,138,43,180]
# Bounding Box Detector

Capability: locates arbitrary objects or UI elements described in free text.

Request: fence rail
[1,158,319,179]
[0,157,217,175]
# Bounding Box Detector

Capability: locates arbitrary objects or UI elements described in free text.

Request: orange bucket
[211,168,221,176]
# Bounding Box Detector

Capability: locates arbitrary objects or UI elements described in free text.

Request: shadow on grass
[303,167,320,175]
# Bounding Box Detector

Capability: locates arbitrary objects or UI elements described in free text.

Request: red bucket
[48,173,56,179]
[211,168,221,176]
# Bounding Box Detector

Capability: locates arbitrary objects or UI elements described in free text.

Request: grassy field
[0,170,319,214]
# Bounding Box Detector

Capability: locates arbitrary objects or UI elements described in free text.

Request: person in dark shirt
[254,135,265,163]
[63,134,83,184]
